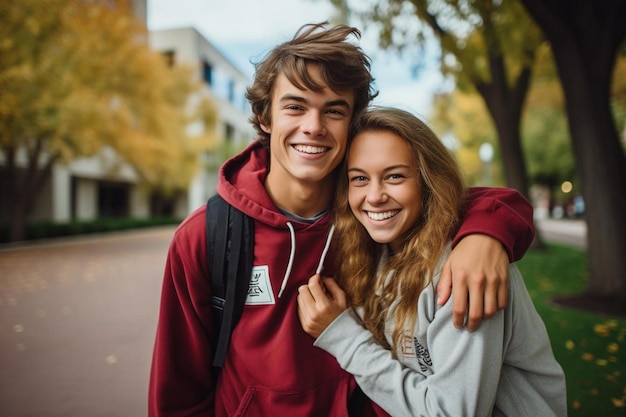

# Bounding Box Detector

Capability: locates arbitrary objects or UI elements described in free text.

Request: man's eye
[285,104,303,111]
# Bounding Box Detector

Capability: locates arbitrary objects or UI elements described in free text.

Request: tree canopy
[336,0,544,193]
[0,0,216,240]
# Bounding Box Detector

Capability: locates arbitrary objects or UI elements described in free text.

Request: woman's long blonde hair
[334,107,466,352]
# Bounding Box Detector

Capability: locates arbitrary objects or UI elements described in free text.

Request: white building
[0,6,253,227]
[149,27,255,213]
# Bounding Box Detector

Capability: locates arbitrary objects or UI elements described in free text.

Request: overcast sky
[147,0,445,118]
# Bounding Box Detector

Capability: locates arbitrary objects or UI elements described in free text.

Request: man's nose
[301,111,326,136]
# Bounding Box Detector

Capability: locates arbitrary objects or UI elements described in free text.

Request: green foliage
[339,0,542,90]
[518,244,626,416]
[0,217,181,244]
[612,53,626,148]
[521,44,576,188]
[430,91,504,185]
[522,106,576,187]
[429,43,577,190]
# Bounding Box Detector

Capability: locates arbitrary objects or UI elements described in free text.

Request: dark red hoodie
[148,141,534,416]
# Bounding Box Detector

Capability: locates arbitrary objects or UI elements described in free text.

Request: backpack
[206,194,254,368]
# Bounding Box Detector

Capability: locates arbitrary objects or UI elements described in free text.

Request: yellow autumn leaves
[565,319,625,411]
[0,0,217,193]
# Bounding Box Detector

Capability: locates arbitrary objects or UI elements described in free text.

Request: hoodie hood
[216,141,294,229]
[215,140,336,297]
[216,141,335,230]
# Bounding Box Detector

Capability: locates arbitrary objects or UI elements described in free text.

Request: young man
[148,23,535,416]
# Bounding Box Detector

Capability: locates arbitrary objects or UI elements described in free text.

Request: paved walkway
[535,218,587,249]
[0,226,176,417]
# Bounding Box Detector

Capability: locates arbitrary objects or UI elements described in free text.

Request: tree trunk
[5,142,58,242]
[485,100,547,251]
[476,58,546,251]
[10,198,28,242]
[521,0,626,300]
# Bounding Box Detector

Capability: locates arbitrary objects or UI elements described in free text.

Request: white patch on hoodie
[245,265,276,305]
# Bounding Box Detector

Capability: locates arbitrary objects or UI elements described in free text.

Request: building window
[225,123,235,143]
[228,80,235,103]
[202,61,213,86]
[162,50,175,67]
[98,181,130,218]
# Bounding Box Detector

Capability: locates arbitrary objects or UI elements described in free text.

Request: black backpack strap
[207,194,254,368]
[208,195,229,311]
[348,384,366,416]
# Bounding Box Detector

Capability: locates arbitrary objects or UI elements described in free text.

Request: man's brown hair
[246,22,377,146]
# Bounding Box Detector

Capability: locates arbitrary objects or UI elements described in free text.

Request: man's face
[261,65,355,187]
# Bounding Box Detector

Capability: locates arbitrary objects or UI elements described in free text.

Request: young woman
[298,107,567,417]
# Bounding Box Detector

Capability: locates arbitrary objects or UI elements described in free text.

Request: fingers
[464,276,485,332]
[306,274,328,300]
[459,270,507,332]
[497,276,508,311]
[321,277,348,308]
[451,273,469,329]
[495,255,509,312]
[297,284,320,337]
[297,283,315,309]
[297,275,347,339]
[482,274,499,319]
[437,258,453,306]
[446,234,512,331]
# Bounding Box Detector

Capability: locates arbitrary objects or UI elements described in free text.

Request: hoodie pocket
[232,378,351,417]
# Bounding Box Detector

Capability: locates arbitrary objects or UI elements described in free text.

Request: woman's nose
[366,182,388,205]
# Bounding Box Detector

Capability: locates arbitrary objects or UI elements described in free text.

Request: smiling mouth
[367,210,399,221]
[293,144,329,154]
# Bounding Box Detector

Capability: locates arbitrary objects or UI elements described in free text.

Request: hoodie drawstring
[277,222,296,298]
[277,223,336,298]
[316,224,335,275]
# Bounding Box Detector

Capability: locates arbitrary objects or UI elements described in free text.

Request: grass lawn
[517,243,626,416]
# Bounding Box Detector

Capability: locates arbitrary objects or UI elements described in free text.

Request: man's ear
[260,123,271,134]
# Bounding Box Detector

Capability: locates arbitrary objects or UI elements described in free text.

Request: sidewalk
[535,218,587,249]
[0,226,176,417]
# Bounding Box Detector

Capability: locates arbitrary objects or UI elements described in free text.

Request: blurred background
[1,0,625,416]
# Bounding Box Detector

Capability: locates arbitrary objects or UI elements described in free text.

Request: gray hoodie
[314,247,567,417]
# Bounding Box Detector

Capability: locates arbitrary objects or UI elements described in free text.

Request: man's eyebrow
[327,99,352,111]
[279,94,306,104]
[278,94,352,110]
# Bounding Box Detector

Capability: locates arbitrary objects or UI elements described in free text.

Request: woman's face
[347,129,422,252]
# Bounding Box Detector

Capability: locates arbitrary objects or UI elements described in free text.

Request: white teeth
[294,144,327,154]
[367,210,398,221]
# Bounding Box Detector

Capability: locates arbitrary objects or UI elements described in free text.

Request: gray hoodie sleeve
[314,261,568,417]
[314,292,504,416]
